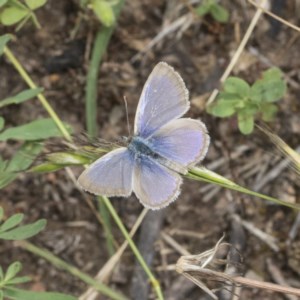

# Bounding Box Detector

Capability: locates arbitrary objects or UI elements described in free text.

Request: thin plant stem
[206,0,267,106]
[85,0,125,137]
[102,196,164,300]
[85,0,125,258]
[18,241,129,300]
[3,47,72,142]
[247,0,300,32]
[86,29,111,137]
[98,196,116,256]
[187,167,300,210]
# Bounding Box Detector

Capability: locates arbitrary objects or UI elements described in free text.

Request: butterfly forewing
[134,62,189,139]
[78,147,134,197]
[133,156,182,209]
[148,118,210,171]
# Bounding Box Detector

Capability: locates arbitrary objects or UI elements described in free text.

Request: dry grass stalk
[176,237,300,299]
[247,0,300,32]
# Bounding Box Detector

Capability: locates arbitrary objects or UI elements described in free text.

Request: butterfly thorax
[128,136,187,174]
[128,136,159,159]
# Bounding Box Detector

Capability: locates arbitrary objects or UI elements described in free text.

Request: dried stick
[247,0,300,32]
[206,0,268,106]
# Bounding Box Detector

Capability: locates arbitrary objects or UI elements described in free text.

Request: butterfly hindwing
[78,147,134,197]
[134,62,189,139]
[148,118,210,171]
[133,155,182,209]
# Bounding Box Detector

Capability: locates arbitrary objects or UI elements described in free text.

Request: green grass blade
[85,0,125,137]
[187,167,300,210]
[85,0,125,258]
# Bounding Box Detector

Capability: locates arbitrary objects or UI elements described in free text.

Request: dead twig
[231,214,279,252]
[247,0,300,33]
[176,239,300,299]
[206,0,268,106]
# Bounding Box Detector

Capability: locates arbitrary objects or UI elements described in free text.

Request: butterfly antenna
[123,95,131,136]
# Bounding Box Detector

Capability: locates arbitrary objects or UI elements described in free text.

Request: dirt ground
[1,1,300,299]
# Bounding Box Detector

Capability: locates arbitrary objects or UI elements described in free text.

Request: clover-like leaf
[224,77,250,98]
[261,103,278,121]
[238,112,254,135]
[251,79,286,103]
[0,6,28,26]
[262,67,282,81]
[208,100,237,117]
[25,0,47,10]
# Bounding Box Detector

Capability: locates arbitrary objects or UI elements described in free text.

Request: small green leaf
[195,2,212,16]
[0,173,17,190]
[0,34,12,55]
[4,262,22,282]
[0,142,42,190]
[224,77,250,98]
[0,88,43,108]
[0,157,8,172]
[0,117,5,131]
[0,265,4,281]
[0,219,46,240]
[7,142,43,173]
[0,0,8,8]
[0,214,24,232]
[208,100,237,117]
[251,79,286,103]
[261,103,278,121]
[210,3,229,23]
[238,112,254,134]
[239,103,258,115]
[0,118,71,141]
[0,6,28,26]
[5,276,31,285]
[262,67,282,81]
[217,92,241,102]
[4,287,77,300]
[25,0,47,10]
[91,0,115,27]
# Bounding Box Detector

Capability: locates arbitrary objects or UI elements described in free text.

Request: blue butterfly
[78,62,210,209]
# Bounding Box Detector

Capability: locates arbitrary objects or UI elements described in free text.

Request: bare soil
[1,1,300,299]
